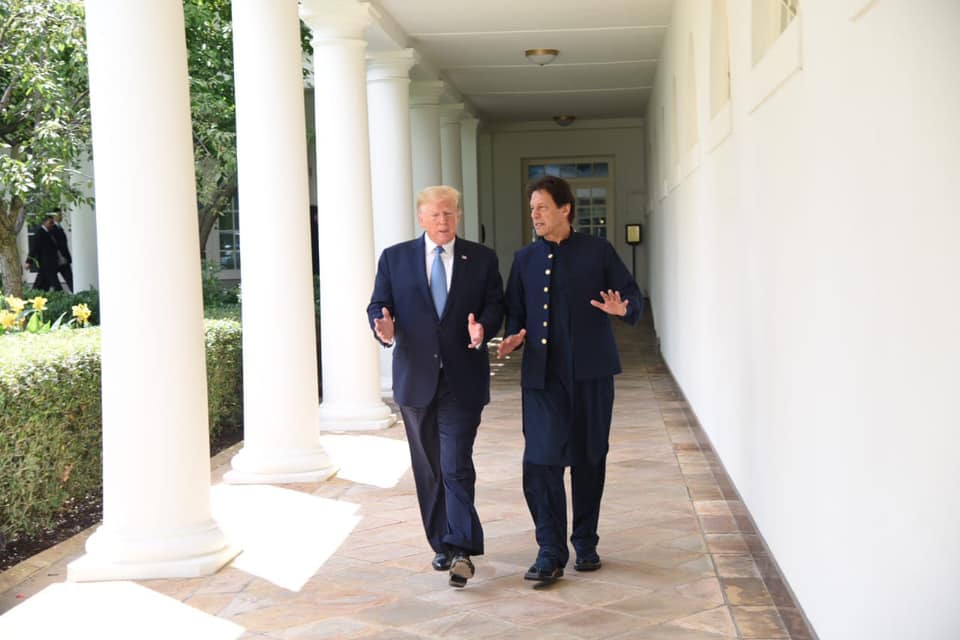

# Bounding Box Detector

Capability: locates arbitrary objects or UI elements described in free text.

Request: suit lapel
[409,235,436,316]
[441,238,469,321]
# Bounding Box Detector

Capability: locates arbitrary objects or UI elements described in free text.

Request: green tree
[183,0,312,257]
[184,0,238,257]
[0,0,90,298]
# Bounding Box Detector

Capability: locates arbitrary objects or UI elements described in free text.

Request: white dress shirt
[423,234,455,292]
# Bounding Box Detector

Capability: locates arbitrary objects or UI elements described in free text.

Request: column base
[67,524,239,582]
[223,446,338,484]
[318,403,397,432]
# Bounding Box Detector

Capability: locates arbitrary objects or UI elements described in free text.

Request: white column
[224,0,337,483]
[70,154,99,292]
[409,80,444,226]
[367,49,416,396]
[69,0,236,582]
[440,103,464,192]
[301,0,395,431]
[460,117,480,242]
[440,103,464,235]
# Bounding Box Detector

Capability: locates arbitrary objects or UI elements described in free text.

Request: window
[218,197,241,271]
[752,0,798,65]
[523,158,614,242]
[575,186,609,240]
[747,0,802,112]
[710,0,731,117]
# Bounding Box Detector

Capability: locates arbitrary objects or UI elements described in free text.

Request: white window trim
[708,102,733,151]
[747,10,802,114]
[847,0,878,21]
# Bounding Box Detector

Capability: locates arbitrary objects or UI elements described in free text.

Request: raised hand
[374,307,395,344]
[497,328,527,359]
[467,313,484,349]
[590,289,629,317]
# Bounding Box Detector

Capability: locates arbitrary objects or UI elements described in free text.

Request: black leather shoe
[432,550,452,571]
[574,552,602,572]
[524,560,564,582]
[449,553,475,588]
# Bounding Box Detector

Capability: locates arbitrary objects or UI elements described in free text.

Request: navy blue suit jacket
[504,232,642,389]
[368,235,504,410]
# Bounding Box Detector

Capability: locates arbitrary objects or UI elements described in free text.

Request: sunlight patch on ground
[211,485,360,592]
[0,581,244,640]
[318,434,411,488]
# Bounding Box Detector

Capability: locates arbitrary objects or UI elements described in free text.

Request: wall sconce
[552,115,576,127]
[525,48,559,66]
[625,223,642,278]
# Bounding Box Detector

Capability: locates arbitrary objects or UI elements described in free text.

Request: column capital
[440,102,465,125]
[300,0,375,41]
[410,80,445,106]
[367,48,416,83]
[460,116,480,133]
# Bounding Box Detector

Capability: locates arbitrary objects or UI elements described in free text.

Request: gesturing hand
[497,329,527,359]
[590,289,629,317]
[467,313,484,349]
[374,307,395,344]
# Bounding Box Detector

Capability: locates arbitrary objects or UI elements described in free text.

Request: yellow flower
[4,295,25,314]
[30,296,47,311]
[0,310,16,330]
[72,303,92,326]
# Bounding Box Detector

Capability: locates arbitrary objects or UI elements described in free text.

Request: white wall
[480,120,647,289]
[646,2,960,639]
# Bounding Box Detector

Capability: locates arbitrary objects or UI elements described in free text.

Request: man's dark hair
[526,175,575,222]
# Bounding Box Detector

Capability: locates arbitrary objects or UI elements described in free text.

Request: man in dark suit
[51,212,74,292]
[499,175,643,584]
[368,185,504,588]
[24,215,63,291]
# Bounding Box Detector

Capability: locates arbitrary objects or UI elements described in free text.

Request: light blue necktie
[430,245,447,315]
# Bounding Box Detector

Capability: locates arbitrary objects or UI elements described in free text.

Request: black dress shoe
[524,560,564,582]
[432,550,452,571]
[449,553,475,588]
[574,552,602,572]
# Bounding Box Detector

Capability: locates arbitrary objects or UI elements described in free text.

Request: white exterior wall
[646,2,960,639]
[482,121,647,289]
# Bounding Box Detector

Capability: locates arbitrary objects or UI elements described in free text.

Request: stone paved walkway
[0,310,815,639]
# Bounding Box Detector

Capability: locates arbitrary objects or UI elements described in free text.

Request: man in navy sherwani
[368,186,504,588]
[499,175,643,583]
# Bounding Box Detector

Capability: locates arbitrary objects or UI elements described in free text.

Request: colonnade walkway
[0,309,815,639]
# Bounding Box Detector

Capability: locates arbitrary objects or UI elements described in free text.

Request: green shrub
[0,330,103,540]
[204,319,243,440]
[0,318,243,544]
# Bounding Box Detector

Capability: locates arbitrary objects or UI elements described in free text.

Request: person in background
[50,211,73,292]
[499,175,643,584]
[24,215,63,292]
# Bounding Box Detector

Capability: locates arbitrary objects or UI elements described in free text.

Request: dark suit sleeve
[603,242,643,326]
[477,252,504,344]
[503,251,526,337]
[367,251,395,348]
[53,226,72,262]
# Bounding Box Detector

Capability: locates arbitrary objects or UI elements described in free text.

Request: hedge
[0,318,242,543]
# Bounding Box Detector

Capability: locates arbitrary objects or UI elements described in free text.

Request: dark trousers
[523,456,607,566]
[32,269,63,292]
[58,263,73,292]
[399,370,484,556]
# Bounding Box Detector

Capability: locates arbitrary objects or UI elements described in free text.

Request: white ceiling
[366,0,674,123]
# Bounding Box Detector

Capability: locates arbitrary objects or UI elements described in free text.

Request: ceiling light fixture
[553,115,576,127]
[525,48,559,66]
